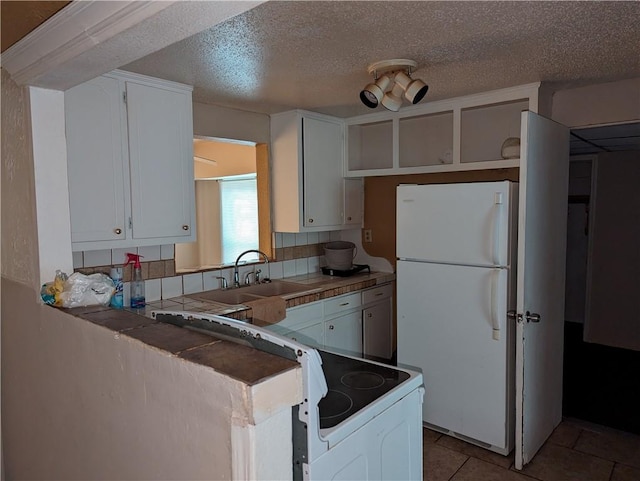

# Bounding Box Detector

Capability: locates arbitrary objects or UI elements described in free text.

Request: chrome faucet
[233,250,269,288]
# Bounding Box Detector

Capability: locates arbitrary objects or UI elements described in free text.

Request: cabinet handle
[328,325,335,330]
[114,228,122,235]
[182,225,189,231]
[339,302,350,306]
[308,218,314,223]
[347,216,352,221]
[375,292,384,297]
[367,313,373,318]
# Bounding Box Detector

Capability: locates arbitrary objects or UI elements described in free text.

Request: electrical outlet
[364,229,373,242]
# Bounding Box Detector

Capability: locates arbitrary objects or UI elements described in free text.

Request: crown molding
[1,1,175,86]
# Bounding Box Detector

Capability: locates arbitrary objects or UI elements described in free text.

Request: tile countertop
[64,271,395,387]
[144,270,395,321]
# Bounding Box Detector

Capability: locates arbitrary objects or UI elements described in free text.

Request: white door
[363,301,393,360]
[343,177,364,226]
[126,81,194,240]
[65,75,128,243]
[303,116,344,228]
[397,260,512,451]
[290,321,324,349]
[515,111,569,468]
[325,311,363,357]
[397,181,513,267]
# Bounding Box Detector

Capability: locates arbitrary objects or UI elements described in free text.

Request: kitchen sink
[186,280,312,305]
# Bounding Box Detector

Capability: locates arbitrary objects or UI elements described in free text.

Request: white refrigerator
[396,181,518,455]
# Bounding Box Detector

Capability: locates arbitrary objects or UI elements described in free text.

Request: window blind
[220,178,259,264]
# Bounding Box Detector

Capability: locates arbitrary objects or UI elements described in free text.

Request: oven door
[307,387,424,481]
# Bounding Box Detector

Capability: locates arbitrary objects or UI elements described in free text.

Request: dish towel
[245,296,287,327]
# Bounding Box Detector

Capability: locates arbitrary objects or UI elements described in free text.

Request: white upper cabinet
[271,110,362,232]
[302,116,344,227]
[346,83,543,176]
[65,75,128,244]
[125,81,194,239]
[343,177,364,226]
[65,70,195,250]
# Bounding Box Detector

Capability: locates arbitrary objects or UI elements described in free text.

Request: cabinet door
[289,322,324,349]
[65,75,128,243]
[126,81,194,240]
[343,177,363,226]
[302,117,344,228]
[324,311,362,357]
[363,301,393,360]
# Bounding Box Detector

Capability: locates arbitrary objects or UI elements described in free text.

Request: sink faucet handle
[255,269,262,284]
[215,276,228,289]
[244,271,253,286]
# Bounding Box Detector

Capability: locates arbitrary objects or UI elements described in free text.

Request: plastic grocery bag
[41,271,115,308]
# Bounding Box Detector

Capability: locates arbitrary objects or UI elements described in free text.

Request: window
[220,177,259,264]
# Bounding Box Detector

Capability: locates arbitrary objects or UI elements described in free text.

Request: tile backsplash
[73,230,343,302]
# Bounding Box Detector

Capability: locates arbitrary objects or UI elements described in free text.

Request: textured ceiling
[2,1,636,158]
[120,1,640,118]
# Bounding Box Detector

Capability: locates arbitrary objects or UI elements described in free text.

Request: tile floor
[423,418,640,481]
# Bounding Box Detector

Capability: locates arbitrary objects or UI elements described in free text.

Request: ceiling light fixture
[360,59,428,111]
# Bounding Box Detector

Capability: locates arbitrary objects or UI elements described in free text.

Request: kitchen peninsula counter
[32,270,394,479]
[64,270,394,385]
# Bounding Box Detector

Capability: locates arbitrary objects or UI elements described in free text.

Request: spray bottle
[125,253,145,309]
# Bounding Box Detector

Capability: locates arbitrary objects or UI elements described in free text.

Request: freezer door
[397,181,514,267]
[397,260,513,451]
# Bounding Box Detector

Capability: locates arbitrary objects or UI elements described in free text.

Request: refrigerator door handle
[491,269,500,340]
[492,192,504,266]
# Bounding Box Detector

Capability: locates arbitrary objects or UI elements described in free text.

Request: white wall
[2,279,234,479]
[585,151,640,350]
[29,86,74,284]
[0,68,40,289]
[193,101,270,144]
[552,78,640,128]
[176,180,223,270]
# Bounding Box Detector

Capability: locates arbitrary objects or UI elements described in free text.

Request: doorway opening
[563,122,640,435]
[175,137,273,272]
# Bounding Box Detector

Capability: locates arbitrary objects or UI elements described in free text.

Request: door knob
[508,311,541,323]
[525,311,541,323]
[114,228,122,235]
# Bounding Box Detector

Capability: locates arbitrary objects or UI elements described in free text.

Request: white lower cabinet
[266,282,393,360]
[362,283,394,360]
[325,311,363,356]
[363,302,393,360]
[289,321,324,349]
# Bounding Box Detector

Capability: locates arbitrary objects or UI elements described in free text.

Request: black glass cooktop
[317,350,410,429]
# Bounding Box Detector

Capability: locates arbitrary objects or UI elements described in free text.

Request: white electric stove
[153,311,424,481]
